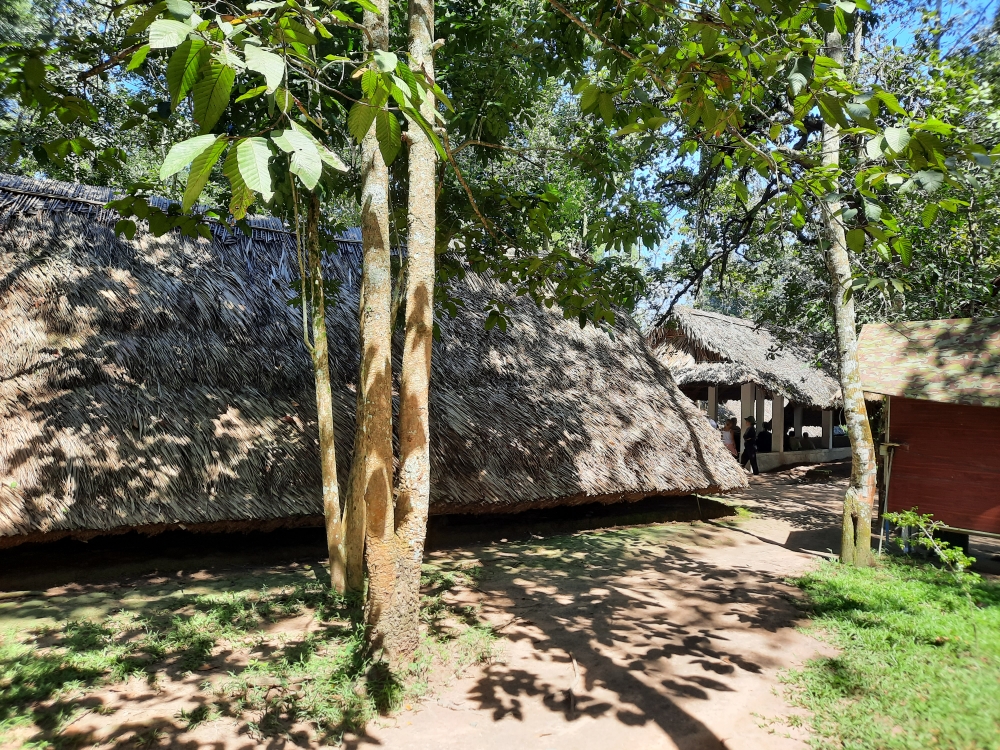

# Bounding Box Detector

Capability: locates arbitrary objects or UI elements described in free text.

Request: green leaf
[373,50,397,72]
[287,121,348,173]
[893,236,913,265]
[192,62,235,133]
[845,101,873,124]
[598,92,615,125]
[786,56,813,97]
[166,0,193,16]
[235,85,267,102]
[734,181,749,205]
[915,170,944,193]
[273,87,294,113]
[290,141,322,189]
[883,127,910,154]
[376,110,401,165]
[865,136,884,161]
[430,81,454,112]
[233,136,273,201]
[361,69,379,98]
[914,117,953,135]
[115,219,137,240]
[182,136,227,211]
[160,133,218,179]
[223,144,254,219]
[126,2,167,36]
[271,128,313,154]
[874,90,906,115]
[580,84,598,112]
[277,17,317,46]
[148,18,192,48]
[846,228,865,253]
[23,56,44,88]
[921,203,939,228]
[816,5,834,32]
[863,201,882,222]
[348,102,376,142]
[318,146,348,172]
[166,38,206,108]
[127,44,150,71]
[244,45,284,93]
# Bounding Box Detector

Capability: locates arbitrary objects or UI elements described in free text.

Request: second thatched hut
[0,174,746,547]
[649,307,847,471]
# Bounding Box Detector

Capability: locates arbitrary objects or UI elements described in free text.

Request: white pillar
[755,387,766,426]
[793,406,804,438]
[741,383,755,428]
[707,386,718,422]
[772,394,785,455]
[821,410,834,449]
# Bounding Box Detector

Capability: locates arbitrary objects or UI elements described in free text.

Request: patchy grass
[785,559,1000,750]
[0,566,501,748]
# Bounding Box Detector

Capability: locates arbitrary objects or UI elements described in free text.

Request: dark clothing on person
[756,430,772,453]
[741,426,759,475]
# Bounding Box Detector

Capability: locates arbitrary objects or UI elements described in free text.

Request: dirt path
[1,466,875,749]
[351,468,848,750]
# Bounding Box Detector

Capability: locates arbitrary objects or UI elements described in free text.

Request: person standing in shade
[741,416,759,475]
[756,420,773,453]
[721,419,737,457]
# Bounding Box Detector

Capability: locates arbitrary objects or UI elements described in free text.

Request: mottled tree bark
[306,194,346,592]
[821,29,876,566]
[352,0,399,635]
[374,0,438,662]
[346,0,395,610]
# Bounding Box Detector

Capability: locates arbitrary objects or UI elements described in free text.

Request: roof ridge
[0,171,366,243]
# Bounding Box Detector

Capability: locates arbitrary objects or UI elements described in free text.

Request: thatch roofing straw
[648,307,841,410]
[0,174,746,544]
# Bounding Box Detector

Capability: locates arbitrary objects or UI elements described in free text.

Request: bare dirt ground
[4,464,997,750]
[351,467,849,750]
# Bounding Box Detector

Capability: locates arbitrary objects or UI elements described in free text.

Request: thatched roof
[0,174,746,545]
[648,307,841,409]
[859,318,1000,408]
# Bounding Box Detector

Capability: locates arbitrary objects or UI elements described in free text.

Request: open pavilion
[649,307,850,471]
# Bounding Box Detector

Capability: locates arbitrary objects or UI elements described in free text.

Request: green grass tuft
[785,558,1000,750]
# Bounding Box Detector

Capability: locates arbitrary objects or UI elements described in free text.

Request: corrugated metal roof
[858,318,1000,408]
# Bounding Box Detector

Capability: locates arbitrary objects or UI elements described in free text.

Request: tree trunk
[375,0,438,663]
[821,29,877,567]
[353,0,399,638]
[306,194,347,592]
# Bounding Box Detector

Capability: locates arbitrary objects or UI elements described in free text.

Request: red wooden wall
[888,396,1000,534]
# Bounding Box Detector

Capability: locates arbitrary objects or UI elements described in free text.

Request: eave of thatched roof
[859,317,1000,408]
[648,307,842,409]
[0,173,746,543]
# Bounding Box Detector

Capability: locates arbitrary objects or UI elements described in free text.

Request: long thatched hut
[0,174,745,547]
[649,307,847,471]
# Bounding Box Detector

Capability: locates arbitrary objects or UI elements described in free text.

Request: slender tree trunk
[821,29,876,567]
[306,194,347,592]
[373,0,438,662]
[352,0,399,634]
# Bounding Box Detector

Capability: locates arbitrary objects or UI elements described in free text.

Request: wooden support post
[793,406,804,438]
[707,386,718,422]
[741,383,755,429]
[822,409,834,449]
[755,387,766,426]
[772,394,785,456]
